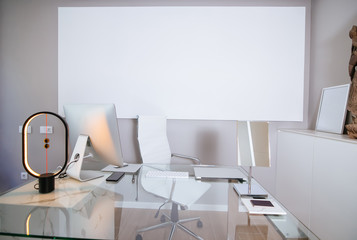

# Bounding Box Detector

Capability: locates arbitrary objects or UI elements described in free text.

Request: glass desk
[0,164,318,240]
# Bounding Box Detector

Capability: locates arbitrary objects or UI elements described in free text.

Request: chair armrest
[171,153,200,164]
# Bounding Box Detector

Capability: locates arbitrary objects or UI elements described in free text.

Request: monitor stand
[66,135,104,182]
[234,166,268,198]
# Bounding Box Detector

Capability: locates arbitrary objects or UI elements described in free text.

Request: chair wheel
[160,215,166,223]
[136,234,143,240]
[197,220,203,228]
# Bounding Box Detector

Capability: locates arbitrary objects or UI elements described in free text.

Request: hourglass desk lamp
[22,112,68,193]
[234,121,270,198]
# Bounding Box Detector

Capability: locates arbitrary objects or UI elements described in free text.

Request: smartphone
[250,200,274,207]
[106,172,125,182]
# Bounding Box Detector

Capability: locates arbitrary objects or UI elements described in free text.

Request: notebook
[194,167,246,180]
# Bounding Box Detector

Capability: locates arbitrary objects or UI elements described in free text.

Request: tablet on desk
[194,167,246,180]
[241,198,286,215]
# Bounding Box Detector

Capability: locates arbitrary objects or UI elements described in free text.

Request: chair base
[136,203,203,240]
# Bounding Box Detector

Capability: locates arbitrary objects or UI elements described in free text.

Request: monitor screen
[63,104,124,169]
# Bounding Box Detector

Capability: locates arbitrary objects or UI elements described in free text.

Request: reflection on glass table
[0,164,319,240]
[0,176,122,239]
[136,165,210,240]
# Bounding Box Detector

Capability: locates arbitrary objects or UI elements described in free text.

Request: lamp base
[39,173,55,193]
[233,183,268,198]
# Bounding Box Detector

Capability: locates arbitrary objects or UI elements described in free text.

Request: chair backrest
[137,116,172,164]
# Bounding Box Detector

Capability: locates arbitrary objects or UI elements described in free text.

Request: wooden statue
[345,25,357,138]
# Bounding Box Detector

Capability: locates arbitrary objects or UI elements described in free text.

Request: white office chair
[136,166,210,240]
[136,116,205,240]
[137,115,200,164]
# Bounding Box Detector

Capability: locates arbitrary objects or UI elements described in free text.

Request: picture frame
[315,83,351,134]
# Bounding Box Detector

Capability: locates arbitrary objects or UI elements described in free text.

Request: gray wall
[309,0,357,127]
[0,0,59,192]
[0,0,356,195]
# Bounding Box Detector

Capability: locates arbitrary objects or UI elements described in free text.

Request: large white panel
[58,6,306,120]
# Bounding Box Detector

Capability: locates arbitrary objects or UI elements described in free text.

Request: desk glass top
[0,164,318,240]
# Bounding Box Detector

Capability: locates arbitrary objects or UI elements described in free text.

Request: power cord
[58,153,80,179]
[32,153,81,190]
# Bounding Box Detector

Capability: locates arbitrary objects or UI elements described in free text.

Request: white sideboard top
[278,129,357,145]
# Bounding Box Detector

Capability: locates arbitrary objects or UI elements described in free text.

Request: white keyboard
[146,170,189,179]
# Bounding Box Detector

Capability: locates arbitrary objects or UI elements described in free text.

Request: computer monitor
[63,104,125,181]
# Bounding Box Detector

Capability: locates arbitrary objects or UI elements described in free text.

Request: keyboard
[146,170,189,179]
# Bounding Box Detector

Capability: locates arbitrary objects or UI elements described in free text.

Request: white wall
[0,0,355,196]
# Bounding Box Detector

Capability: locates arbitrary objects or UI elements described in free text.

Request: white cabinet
[276,129,357,240]
[276,131,314,226]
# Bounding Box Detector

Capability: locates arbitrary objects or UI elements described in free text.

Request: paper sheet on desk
[101,164,142,173]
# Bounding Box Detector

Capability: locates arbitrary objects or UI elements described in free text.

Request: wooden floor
[115,207,285,240]
[116,208,223,240]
